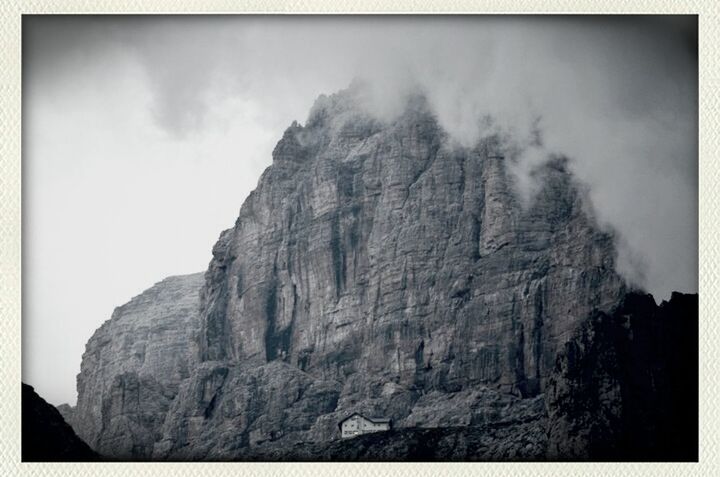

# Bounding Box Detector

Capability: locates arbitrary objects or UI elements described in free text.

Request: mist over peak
[288,61,696,300]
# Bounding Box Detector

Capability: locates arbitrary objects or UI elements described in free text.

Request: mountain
[22,383,98,462]
[62,84,696,461]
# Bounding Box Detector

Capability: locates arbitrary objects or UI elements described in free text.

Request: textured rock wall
[152,361,342,459]
[72,273,204,458]
[198,85,626,399]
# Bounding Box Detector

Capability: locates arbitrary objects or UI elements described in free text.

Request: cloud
[321,17,697,300]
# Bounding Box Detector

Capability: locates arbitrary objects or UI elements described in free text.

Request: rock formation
[64,84,696,461]
[69,272,205,458]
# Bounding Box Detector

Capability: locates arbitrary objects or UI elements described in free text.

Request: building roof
[338,412,392,429]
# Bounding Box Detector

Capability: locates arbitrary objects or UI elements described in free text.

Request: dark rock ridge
[236,424,549,462]
[67,84,696,460]
[546,292,698,461]
[22,383,98,462]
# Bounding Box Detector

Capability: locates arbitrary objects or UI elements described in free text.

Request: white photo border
[1,2,713,476]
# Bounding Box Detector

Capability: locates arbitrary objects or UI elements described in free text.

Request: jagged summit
[198,84,625,377]
[275,82,440,171]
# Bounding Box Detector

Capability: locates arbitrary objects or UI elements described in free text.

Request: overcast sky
[22,15,697,406]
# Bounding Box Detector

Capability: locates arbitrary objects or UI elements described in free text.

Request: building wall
[340,415,391,438]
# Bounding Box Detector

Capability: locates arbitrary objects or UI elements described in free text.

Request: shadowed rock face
[546,292,698,461]
[22,384,98,462]
[235,424,550,462]
[67,84,696,461]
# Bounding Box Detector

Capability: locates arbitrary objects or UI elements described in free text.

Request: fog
[23,15,697,405]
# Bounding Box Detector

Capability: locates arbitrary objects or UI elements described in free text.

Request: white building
[338,413,392,439]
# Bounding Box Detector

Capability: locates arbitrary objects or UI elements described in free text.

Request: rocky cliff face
[199,86,625,392]
[70,273,205,458]
[66,84,697,461]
